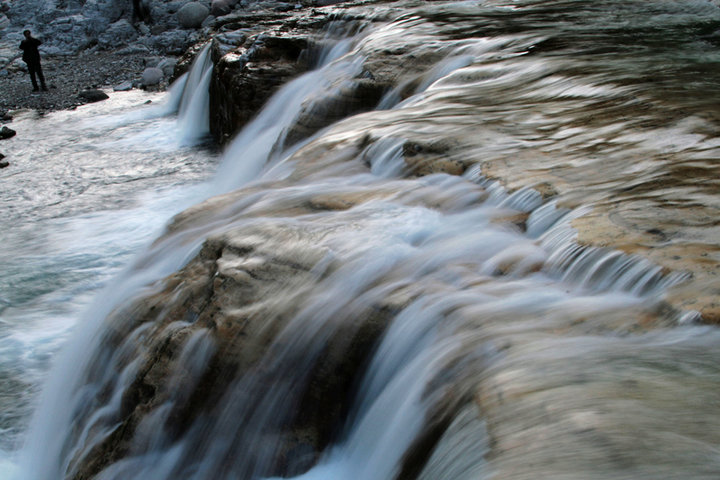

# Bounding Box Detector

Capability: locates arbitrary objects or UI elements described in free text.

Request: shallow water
[0,91,218,460]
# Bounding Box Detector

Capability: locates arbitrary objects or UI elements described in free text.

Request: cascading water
[5,1,720,479]
[175,44,214,144]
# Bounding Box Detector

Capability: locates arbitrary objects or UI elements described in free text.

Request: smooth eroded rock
[78,89,110,102]
[141,67,164,85]
[211,0,237,17]
[0,126,16,139]
[113,81,133,91]
[176,2,210,29]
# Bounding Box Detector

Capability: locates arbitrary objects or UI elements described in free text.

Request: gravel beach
[0,50,155,114]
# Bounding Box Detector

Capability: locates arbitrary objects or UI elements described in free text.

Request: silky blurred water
[0,91,218,463]
[3,1,720,479]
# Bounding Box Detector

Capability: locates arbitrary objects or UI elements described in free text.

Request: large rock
[146,29,194,55]
[78,0,128,39]
[157,57,178,77]
[98,19,138,49]
[210,0,237,17]
[78,89,110,102]
[141,66,164,85]
[0,126,16,139]
[209,32,313,143]
[176,1,209,29]
[63,220,394,479]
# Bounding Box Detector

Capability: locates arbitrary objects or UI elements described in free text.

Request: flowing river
[2,1,720,479]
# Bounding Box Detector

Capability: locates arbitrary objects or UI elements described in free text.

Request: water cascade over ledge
[9,1,720,479]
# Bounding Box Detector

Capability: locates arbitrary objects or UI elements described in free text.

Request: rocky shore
[0,50,148,113]
[0,0,335,114]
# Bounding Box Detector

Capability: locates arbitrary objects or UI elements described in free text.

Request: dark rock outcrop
[209,30,315,143]
[66,221,395,479]
[0,125,15,139]
[78,89,109,103]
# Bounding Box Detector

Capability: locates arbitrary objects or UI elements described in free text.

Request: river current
[2,1,720,479]
[0,89,219,471]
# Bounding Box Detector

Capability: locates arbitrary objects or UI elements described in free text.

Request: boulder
[141,67,164,85]
[63,221,394,479]
[157,57,178,77]
[78,89,109,102]
[176,2,209,29]
[210,0,237,17]
[0,126,16,139]
[147,29,194,55]
[98,19,138,49]
[0,160,8,168]
[82,0,126,36]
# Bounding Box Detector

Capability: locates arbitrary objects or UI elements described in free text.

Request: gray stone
[8,58,26,73]
[143,56,164,68]
[147,29,192,55]
[113,81,133,92]
[0,126,16,139]
[117,44,151,55]
[82,0,125,24]
[211,0,237,17]
[217,31,246,47]
[138,22,151,36]
[41,46,62,56]
[78,89,109,102]
[157,58,178,77]
[201,14,216,28]
[176,2,209,29]
[98,19,138,49]
[80,0,125,37]
[141,67,164,85]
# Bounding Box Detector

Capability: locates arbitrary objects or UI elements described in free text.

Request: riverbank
[0,50,152,114]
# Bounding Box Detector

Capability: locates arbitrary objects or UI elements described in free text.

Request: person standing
[19,30,47,92]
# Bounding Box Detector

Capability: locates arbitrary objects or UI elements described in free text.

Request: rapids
[2,1,720,479]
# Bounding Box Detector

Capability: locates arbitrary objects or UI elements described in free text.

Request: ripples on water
[3,0,720,479]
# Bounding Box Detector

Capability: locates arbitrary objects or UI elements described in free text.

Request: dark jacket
[20,37,42,64]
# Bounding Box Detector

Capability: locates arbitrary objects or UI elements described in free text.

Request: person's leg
[28,63,39,91]
[36,62,47,90]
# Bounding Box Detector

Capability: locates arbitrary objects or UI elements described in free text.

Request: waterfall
[70,44,214,147]
[11,2,720,480]
[212,36,361,193]
[175,44,214,144]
